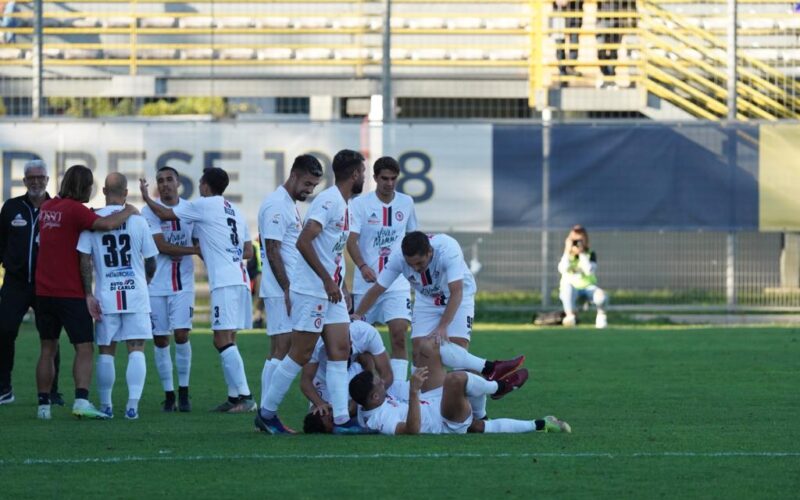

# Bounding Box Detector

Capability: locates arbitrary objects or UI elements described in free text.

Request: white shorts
[210,285,252,331]
[95,313,153,347]
[150,292,195,335]
[411,300,474,340]
[353,291,412,325]
[290,291,349,333]
[263,297,292,336]
[440,413,473,434]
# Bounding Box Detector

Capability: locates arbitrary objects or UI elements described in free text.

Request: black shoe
[162,391,177,412]
[178,388,191,412]
[252,318,265,329]
[0,387,14,405]
[49,392,65,406]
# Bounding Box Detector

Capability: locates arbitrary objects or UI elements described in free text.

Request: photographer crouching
[557,225,608,329]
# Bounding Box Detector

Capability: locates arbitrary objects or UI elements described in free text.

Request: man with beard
[255,155,323,419]
[0,160,63,405]
[256,149,367,435]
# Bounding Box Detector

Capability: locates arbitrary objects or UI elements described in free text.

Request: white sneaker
[562,314,577,327]
[37,404,51,420]
[595,312,608,329]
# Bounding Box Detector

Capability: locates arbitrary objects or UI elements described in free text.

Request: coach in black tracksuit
[0,160,61,405]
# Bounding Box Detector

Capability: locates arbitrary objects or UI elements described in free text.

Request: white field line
[3,451,800,466]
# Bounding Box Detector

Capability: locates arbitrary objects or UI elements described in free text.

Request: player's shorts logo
[395,211,404,222]
[314,317,322,328]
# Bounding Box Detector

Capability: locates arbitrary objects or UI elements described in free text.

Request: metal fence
[452,230,799,309]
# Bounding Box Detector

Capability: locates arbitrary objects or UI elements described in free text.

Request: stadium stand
[0,0,798,119]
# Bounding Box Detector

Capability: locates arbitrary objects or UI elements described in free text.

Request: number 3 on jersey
[227,218,239,246]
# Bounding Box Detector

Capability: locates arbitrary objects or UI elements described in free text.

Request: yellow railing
[1,0,799,119]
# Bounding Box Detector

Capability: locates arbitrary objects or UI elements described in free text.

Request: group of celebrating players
[3,150,571,436]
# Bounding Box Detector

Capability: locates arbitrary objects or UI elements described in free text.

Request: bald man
[77,173,158,419]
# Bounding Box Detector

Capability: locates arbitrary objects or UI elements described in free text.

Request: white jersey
[172,196,250,291]
[77,206,158,314]
[141,198,195,296]
[358,393,443,435]
[257,186,302,299]
[291,186,350,299]
[310,321,385,386]
[349,191,417,295]
[377,234,476,310]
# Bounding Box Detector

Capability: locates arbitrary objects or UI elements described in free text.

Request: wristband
[358,263,367,270]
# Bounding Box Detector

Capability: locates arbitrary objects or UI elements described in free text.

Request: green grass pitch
[1,323,798,499]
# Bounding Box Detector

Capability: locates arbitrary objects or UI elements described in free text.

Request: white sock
[327,360,350,425]
[262,356,302,415]
[175,341,192,388]
[438,341,485,372]
[154,345,174,392]
[484,418,536,433]
[126,351,146,401]
[469,394,487,420]
[390,358,408,382]
[465,372,499,397]
[221,345,250,397]
[96,354,115,407]
[260,358,281,410]
[218,348,239,397]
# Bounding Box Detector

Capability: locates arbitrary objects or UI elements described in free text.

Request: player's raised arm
[296,219,341,303]
[139,179,178,221]
[396,367,427,435]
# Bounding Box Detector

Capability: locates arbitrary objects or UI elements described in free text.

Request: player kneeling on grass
[351,338,570,435]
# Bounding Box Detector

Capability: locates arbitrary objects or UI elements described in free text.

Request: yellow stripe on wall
[759,124,800,231]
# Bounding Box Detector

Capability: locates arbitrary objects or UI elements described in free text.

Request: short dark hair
[303,412,330,434]
[156,166,180,179]
[332,149,365,182]
[401,231,432,258]
[373,156,400,176]
[291,154,323,178]
[201,167,229,195]
[59,165,93,202]
[349,370,375,407]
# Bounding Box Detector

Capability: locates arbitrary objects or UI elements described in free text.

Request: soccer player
[77,173,158,419]
[300,320,393,418]
[35,164,138,420]
[256,149,366,435]
[349,337,571,435]
[347,156,418,383]
[256,155,323,416]
[0,159,63,406]
[353,231,476,358]
[303,327,526,433]
[141,166,201,412]
[140,167,255,413]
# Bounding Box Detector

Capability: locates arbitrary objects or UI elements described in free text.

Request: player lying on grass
[302,336,541,434]
[349,337,570,435]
